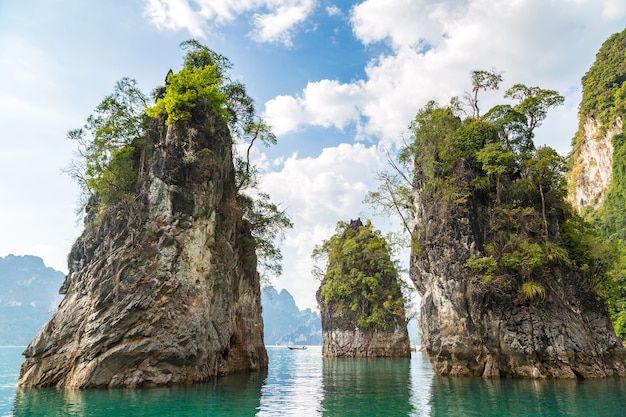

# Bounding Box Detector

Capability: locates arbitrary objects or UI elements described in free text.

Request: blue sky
[1,0,626,310]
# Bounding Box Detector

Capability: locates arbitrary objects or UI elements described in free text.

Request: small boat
[287,346,307,350]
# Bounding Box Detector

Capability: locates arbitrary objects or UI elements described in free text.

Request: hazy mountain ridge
[0,254,64,345]
[262,287,322,345]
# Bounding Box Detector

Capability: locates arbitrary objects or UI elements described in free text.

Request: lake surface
[1,346,625,416]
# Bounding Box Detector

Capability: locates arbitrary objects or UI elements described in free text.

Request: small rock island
[315,219,411,357]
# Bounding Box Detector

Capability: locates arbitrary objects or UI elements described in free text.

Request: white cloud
[263,95,306,135]
[263,0,626,152]
[145,0,208,37]
[326,5,342,16]
[602,0,626,17]
[250,0,316,45]
[145,0,317,45]
[350,0,468,49]
[258,143,389,309]
[264,79,366,135]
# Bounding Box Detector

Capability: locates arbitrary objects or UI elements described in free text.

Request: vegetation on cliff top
[65,39,291,279]
[314,219,407,330]
[568,28,626,338]
[371,70,619,315]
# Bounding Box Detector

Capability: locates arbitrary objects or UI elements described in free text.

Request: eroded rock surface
[411,170,626,379]
[19,101,267,388]
[568,117,621,211]
[319,314,411,358]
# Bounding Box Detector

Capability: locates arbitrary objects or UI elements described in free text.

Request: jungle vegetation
[313,219,407,330]
[569,28,626,338]
[369,69,620,321]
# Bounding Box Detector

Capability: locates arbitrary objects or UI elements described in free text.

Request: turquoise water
[1,346,625,416]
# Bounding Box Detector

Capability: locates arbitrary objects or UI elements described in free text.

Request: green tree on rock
[314,219,407,330]
[66,39,291,281]
[371,72,618,310]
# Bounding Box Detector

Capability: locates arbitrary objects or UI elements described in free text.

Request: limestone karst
[407,85,625,379]
[315,219,411,358]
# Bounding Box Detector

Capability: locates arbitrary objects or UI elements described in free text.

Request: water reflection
[258,346,324,415]
[408,351,435,416]
[429,374,626,417]
[322,356,413,416]
[7,347,626,417]
[13,371,266,417]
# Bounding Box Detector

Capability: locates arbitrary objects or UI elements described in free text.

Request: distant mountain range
[0,254,64,346]
[261,286,322,345]
[261,286,421,346]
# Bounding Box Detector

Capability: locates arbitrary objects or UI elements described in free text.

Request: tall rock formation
[408,91,625,378]
[18,97,267,388]
[411,164,625,378]
[567,29,626,341]
[568,28,626,213]
[316,219,411,357]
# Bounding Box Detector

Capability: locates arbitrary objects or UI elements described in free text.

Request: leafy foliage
[520,281,546,301]
[466,69,503,118]
[504,84,564,137]
[86,145,137,206]
[147,65,228,125]
[238,192,293,280]
[65,77,149,207]
[578,28,626,125]
[376,71,618,305]
[313,220,407,329]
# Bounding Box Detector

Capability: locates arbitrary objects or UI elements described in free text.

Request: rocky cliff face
[411,165,626,378]
[568,117,621,211]
[318,308,411,357]
[18,100,267,388]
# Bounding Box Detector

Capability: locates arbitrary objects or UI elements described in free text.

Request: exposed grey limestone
[320,326,411,358]
[19,101,267,388]
[411,164,626,379]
